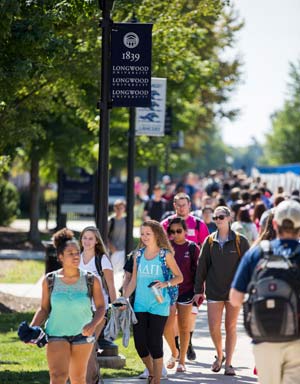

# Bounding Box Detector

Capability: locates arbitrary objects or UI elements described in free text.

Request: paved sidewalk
[104,303,257,384]
[0,243,258,383]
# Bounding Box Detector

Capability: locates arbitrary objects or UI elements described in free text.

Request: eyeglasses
[212,215,226,221]
[170,229,183,234]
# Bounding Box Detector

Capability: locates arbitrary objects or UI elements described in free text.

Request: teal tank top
[134,250,170,316]
[45,270,93,336]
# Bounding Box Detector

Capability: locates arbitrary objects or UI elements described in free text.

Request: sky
[222,0,300,147]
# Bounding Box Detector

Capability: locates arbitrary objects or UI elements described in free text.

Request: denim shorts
[48,333,96,345]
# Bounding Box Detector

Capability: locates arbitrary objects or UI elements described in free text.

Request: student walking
[124,220,183,384]
[230,199,300,384]
[164,217,200,373]
[79,226,117,384]
[29,228,105,384]
[194,206,249,376]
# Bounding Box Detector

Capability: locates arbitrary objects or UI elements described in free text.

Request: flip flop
[176,363,186,373]
[224,365,236,376]
[211,355,226,372]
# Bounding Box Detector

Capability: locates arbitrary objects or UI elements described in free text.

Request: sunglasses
[212,215,226,221]
[170,229,183,234]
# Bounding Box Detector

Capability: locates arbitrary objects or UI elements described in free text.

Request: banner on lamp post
[135,77,167,137]
[111,23,153,107]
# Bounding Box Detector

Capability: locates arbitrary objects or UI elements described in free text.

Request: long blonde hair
[79,226,108,256]
[138,220,173,253]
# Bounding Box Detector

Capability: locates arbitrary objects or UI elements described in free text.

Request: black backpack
[94,254,110,294]
[243,240,300,343]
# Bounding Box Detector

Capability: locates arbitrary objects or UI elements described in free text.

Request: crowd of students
[21,169,300,384]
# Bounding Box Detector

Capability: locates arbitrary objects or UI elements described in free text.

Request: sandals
[176,363,186,373]
[224,365,236,376]
[166,355,177,369]
[211,355,226,372]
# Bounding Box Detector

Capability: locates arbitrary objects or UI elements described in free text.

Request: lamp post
[96,0,115,243]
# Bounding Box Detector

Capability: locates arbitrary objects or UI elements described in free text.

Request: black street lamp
[96,0,115,243]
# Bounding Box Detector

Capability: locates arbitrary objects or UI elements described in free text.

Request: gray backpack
[244,240,300,343]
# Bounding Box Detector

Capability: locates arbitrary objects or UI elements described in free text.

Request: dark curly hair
[52,228,78,256]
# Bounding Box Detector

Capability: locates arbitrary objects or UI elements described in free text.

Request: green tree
[0,0,242,241]
[0,0,99,242]
[112,1,242,172]
[265,60,300,165]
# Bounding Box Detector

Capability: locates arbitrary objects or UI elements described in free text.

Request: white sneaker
[138,368,149,379]
[138,366,168,380]
[161,365,168,379]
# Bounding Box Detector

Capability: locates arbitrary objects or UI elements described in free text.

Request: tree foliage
[265,60,300,165]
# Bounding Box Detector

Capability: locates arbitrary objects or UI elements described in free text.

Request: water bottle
[148,282,164,303]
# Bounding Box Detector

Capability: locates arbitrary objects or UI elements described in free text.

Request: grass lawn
[0,312,144,384]
[0,260,45,284]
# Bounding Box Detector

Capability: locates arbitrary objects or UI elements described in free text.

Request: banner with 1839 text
[111,23,153,107]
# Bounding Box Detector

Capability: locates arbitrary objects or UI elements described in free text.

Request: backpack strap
[208,233,214,249]
[135,249,143,267]
[188,241,196,260]
[158,249,170,282]
[235,232,241,258]
[46,272,56,295]
[108,217,115,239]
[95,254,109,294]
[209,232,242,258]
[85,271,94,299]
[195,217,201,231]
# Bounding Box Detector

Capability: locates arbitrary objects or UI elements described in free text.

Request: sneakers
[138,366,168,380]
[138,369,149,379]
[186,344,196,361]
[161,365,168,378]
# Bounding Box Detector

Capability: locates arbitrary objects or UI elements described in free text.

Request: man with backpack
[161,192,209,246]
[230,199,300,384]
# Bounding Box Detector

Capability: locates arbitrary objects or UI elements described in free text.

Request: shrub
[0,179,19,225]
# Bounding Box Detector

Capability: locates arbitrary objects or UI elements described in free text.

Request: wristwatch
[167,281,172,288]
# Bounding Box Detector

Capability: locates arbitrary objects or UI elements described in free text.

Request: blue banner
[257,164,300,175]
[111,23,153,107]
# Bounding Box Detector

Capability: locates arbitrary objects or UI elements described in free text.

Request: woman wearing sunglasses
[164,218,200,373]
[194,206,249,376]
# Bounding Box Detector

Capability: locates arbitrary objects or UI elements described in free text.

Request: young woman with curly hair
[30,228,105,384]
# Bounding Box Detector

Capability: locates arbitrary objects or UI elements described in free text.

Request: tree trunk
[28,156,40,244]
[56,168,67,229]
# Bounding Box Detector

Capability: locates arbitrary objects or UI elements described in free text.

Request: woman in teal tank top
[124,220,183,384]
[29,228,105,384]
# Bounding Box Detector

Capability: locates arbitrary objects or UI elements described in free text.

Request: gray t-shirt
[108,216,126,250]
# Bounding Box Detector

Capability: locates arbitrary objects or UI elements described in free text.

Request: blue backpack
[136,248,179,305]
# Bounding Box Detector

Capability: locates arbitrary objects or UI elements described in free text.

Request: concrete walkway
[104,302,257,383]
[0,280,257,383]
[0,242,258,383]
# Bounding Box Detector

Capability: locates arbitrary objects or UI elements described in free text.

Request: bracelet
[167,281,172,288]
